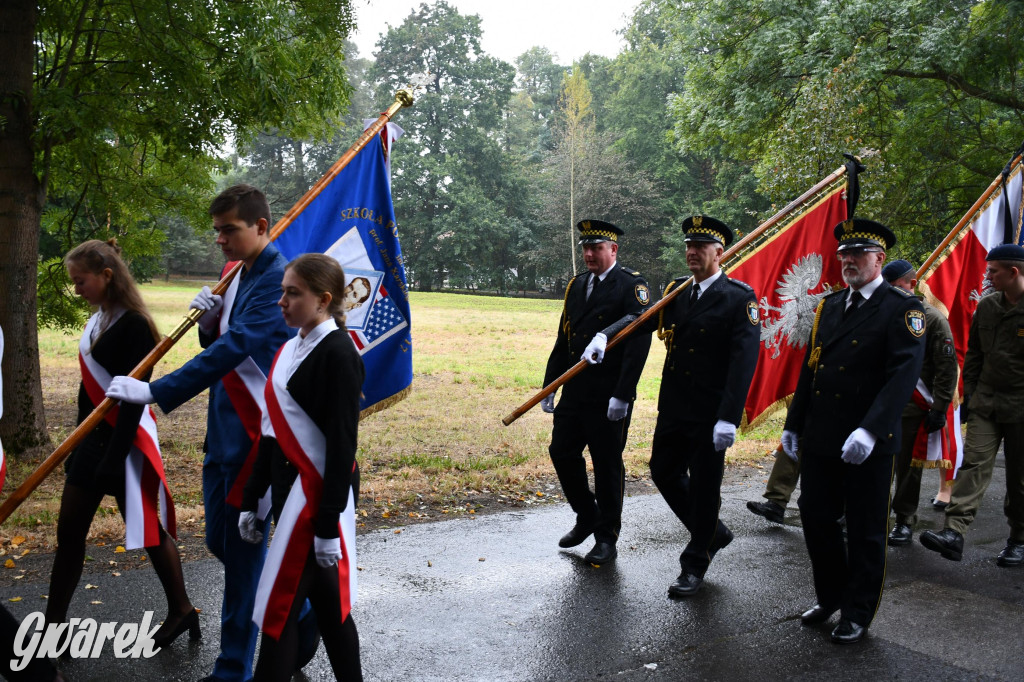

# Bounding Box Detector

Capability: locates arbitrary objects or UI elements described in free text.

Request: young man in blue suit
[108,185,296,681]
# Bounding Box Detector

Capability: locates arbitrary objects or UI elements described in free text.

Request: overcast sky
[350,0,643,65]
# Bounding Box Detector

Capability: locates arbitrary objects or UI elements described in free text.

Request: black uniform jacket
[784,282,926,456]
[543,264,651,406]
[242,329,364,539]
[650,274,760,425]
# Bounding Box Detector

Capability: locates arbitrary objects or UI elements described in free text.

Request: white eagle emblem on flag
[758,254,834,359]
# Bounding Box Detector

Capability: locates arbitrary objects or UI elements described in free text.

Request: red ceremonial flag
[728,182,848,428]
[918,156,1024,393]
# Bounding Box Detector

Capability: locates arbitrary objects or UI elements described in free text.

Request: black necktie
[844,291,863,319]
[689,284,700,305]
[588,274,601,300]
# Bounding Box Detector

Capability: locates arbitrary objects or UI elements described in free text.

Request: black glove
[960,395,970,423]
[924,409,946,433]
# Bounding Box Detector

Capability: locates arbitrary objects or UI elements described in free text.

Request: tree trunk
[0,1,49,456]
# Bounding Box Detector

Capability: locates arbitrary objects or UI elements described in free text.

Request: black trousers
[649,418,730,577]
[549,402,631,544]
[798,447,895,627]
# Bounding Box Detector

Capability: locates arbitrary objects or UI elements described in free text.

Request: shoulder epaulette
[889,286,912,297]
[825,289,847,300]
[727,277,754,292]
[619,265,642,277]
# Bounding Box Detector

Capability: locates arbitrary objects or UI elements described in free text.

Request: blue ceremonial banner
[274,123,412,415]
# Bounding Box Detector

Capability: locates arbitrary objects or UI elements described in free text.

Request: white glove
[581,333,607,365]
[237,511,263,545]
[712,419,736,451]
[191,286,224,332]
[841,427,877,465]
[541,393,556,413]
[106,376,154,405]
[781,430,799,462]
[314,535,343,568]
[607,397,628,421]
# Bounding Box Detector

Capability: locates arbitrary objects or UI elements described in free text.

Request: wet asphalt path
[2,463,1021,681]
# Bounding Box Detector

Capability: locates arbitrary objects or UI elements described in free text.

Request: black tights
[45,483,193,632]
[254,550,362,682]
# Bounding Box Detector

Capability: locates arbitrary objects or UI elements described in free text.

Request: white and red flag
[918,156,1024,390]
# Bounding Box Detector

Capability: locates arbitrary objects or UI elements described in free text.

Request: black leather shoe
[559,521,597,548]
[800,603,838,625]
[746,500,785,524]
[996,539,1024,567]
[888,523,913,546]
[668,571,703,598]
[932,498,949,510]
[830,618,866,644]
[584,541,617,564]
[708,527,734,561]
[919,528,964,561]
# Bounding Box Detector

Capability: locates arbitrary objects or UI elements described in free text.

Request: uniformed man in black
[783,218,925,644]
[541,219,652,564]
[641,215,760,597]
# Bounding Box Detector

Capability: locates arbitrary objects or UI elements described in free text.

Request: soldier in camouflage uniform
[920,244,1024,567]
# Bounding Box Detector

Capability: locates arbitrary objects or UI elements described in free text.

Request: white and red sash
[214,265,272,518]
[910,379,964,482]
[252,340,357,640]
[79,313,176,549]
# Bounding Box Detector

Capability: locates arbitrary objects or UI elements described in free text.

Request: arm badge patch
[746,300,760,325]
[905,310,926,337]
[635,284,650,305]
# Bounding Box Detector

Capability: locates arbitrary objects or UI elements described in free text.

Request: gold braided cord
[657,280,681,350]
[807,300,826,371]
[561,276,576,336]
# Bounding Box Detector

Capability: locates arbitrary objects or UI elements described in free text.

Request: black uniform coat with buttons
[544,265,651,406]
[654,274,760,423]
[784,280,925,627]
[784,283,926,455]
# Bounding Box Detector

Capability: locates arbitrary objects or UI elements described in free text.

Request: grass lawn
[1,283,783,551]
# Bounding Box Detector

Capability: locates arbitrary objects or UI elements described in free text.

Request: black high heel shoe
[153,608,201,649]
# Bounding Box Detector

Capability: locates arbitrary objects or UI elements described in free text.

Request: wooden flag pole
[502,163,851,426]
[0,90,414,525]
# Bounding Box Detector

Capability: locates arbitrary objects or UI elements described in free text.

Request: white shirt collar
[851,273,884,302]
[695,269,723,294]
[288,318,339,379]
[594,261,617,282]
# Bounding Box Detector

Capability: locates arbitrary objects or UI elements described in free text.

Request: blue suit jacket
[151,243,294,465]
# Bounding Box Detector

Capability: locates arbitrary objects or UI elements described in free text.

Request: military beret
[985,243,1024,262]
[833,218,896,251]
[882,259,915,282]
[682,215,733,247]
[577,219,623,245]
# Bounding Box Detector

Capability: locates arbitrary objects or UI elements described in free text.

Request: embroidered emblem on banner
[635,284,650,305]
[906,310,926,337]
[759,253,833,359]
[746,300,759,325]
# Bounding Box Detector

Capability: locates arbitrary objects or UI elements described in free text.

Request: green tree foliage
[0,0,355,454]
[666,0,1024,262]
[369,1,520,292]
